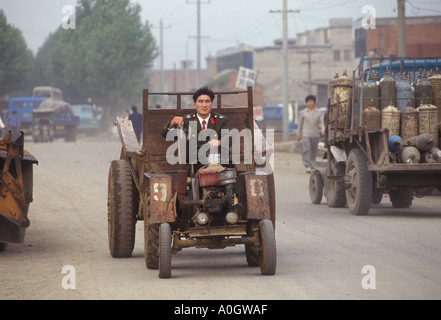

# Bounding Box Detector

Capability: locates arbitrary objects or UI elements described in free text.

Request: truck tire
[345,148,372,216]
[390,188,413,208]
[108,160,137,258]
[309,170,323,204]
[259,219,276,275]
[144,222,159,269]
[158,223,172,278]
[326,162,346,208]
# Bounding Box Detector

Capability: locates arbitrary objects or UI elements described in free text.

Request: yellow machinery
[0,132,38,251]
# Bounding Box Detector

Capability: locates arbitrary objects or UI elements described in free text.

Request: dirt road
[1,134,441,300]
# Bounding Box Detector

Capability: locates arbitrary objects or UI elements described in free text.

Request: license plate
[56,126,65,130]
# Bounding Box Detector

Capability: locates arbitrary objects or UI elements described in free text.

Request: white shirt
[197,113,211,130]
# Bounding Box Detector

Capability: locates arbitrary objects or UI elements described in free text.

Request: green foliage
[33,0,158,109]
[0,10,34,96]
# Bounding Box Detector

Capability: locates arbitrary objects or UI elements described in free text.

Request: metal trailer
[309,63,441,216]
[108,87,276,278]
[0,132,38,251]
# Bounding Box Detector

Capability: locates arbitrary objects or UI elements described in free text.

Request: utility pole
[270,1,299,142]
[300,47,321,94]
[153,19,170,105]
[158,19,171,106]
[160,18,164,93]
[397,0,406,57]
[188,0,210,88]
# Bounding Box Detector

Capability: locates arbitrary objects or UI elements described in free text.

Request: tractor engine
[193,164,239,226]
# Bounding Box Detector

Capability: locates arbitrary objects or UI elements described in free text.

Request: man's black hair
[305,95,316,103]
[193,86,215,103]
[131,105,138,112]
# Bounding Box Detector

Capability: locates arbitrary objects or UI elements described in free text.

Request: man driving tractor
[161,86,230,166]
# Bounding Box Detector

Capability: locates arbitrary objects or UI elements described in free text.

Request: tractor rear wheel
[108,160,138,258]
[144,222,159,269]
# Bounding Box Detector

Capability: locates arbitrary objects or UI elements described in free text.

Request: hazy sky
[1,0,440,69]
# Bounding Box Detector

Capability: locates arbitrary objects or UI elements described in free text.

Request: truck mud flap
[145,173,176,224]
[243,173,272,220]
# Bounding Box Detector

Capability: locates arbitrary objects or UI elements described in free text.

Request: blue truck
[255,105,297,133]
[7,97,45,134]
[71,104,98,136]
[37,100,79,142]
[359,56,441,82]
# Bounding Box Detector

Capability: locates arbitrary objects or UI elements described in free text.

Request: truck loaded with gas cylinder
[308,57,441,215]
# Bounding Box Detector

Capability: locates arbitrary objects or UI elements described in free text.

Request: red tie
[202,120,206,135]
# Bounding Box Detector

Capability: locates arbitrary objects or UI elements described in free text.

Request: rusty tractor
[107,87,276,278]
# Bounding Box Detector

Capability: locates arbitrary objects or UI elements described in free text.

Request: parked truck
[7,97,45,135]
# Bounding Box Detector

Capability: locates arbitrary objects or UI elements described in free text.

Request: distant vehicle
[71,104,98,136]
[37,100,79,142]
[32,109,54,143]
[32,86,63,101]
[255,105,297,133]
[8,97,45,134]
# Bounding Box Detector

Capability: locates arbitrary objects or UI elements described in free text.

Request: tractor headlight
[225,212,239,224]
[196,212,209,225]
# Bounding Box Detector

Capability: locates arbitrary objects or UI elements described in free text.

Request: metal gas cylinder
[400,101,419,140]
[417,104,439,147]
[328,72,339,104]
[404,133,436,151]
[395,72,412,111]
[332,71,352,135]
[422,147,441,163]
[428,67,441,123]
[361,81,380,109]
[379,67,396,110]
[362,105,381,128]
[388,135,403,153]
[415,70,433,107]
[381,103,400,137]
[398,146,421,163]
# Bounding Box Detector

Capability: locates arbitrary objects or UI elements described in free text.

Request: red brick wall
[366,22,441,57]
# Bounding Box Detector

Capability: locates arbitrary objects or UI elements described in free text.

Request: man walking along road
[129,105,143,142]
[6,111,20,139]
[296,95,325,173]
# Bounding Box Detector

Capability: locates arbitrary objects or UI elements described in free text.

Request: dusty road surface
[1,134,441,300]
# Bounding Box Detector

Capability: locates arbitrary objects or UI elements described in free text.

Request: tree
[0,10,33,96]
[33,0,157,109]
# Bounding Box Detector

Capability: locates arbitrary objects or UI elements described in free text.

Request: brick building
[354,15,441,58]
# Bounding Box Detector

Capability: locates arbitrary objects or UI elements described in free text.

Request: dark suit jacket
[161,112,230,146]
[161,112,230,166]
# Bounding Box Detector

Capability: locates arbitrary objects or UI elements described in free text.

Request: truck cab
[8,97,45,134]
